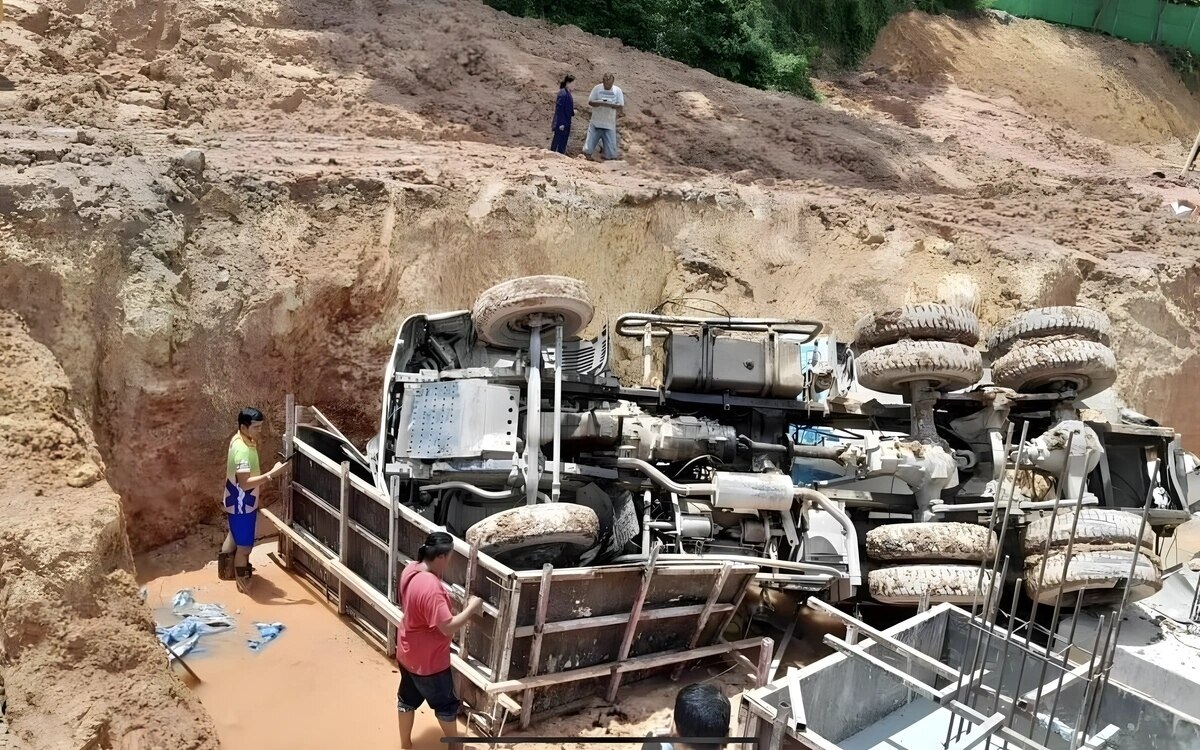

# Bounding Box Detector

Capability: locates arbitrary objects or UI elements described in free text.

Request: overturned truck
[374,277,1195,604]
[278,275,1198,726]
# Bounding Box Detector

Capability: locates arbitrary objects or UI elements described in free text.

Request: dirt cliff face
[4,125,1198,554]
[866,12,1200,149]
[0,311,217,749]
[3,2,1199,554]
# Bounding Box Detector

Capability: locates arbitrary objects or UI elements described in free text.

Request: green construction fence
[991,0,1200,54]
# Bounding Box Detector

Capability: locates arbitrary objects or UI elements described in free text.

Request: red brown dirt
[135,536,837,750]
[2,0,1199,554]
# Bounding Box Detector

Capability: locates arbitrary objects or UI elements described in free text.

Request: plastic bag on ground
[247,622,285,652]
[157,589,235,658]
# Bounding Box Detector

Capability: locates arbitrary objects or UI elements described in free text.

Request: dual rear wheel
[852,303,1118,398]
[853,304,983,394]
[866,522,998,605]
[865,509,1163,607]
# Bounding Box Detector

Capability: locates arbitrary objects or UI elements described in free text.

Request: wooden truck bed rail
[269,400,766,729]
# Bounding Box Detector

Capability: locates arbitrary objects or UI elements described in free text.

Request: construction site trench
[4,0,1200,748]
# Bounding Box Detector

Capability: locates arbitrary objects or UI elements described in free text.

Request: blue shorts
[397,668,460,723]
[227,510,258,548]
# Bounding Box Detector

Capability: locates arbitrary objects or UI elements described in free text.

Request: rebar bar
[1105,458,1159,647]
[944,422,1021,749]
[1005,432,1080,731]
[968,553,1011,700]
[1028,454,1091,726]
[1081,462,1159,741]
[1044,462,1091,638]
[982,576,1025,750]
[1041,594,1087,748]
[1081,606,1119,743]
[955,555,1009,743]
[945,424,1022,744]
[1068,611,1115,750]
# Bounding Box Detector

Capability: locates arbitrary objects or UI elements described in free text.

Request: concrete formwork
[743,603,1200,750]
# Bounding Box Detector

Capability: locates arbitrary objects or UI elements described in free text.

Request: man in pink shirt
[397,531,482,749]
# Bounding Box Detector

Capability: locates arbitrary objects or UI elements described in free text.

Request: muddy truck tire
[866,522,997,562]
[855,340,982,394]
[853,303,980,351]
[1024,548,1161,606]
[1022,508,1154,555]
[868,564,995,606]
[990,338,1117,398]
[472,275,594,348]
[986,306,1111,357]
[465,503,600,569]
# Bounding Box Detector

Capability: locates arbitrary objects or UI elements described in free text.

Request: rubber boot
[218,551,236,581]
[235,565,252,593]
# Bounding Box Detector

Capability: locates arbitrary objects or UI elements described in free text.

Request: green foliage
[485,0,988,98]
[766,0,989,67]
[1162,45,1200,90]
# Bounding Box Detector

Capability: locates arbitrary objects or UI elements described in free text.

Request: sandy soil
[0,0,942,187]
[138,537,450,749]
[0,312,216,749]
[866,12,1200,150]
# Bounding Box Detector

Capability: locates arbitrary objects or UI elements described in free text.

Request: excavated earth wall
[0,312,217,749]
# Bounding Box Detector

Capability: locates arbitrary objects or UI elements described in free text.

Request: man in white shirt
[583,73,624,161]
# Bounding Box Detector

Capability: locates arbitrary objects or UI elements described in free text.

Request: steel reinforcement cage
[264,399,769,730]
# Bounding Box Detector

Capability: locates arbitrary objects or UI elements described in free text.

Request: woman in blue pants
[550,74,574,154]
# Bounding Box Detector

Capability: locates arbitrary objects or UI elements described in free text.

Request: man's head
[237,407,265,439]
[672,683,730,749]
[602,72,614,90]
[417,531,455,575]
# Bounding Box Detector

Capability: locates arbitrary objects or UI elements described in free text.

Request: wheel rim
[1011,372,1092,393]
[885,373,974,392]
[497,310,569,339]
[482,536,595,569]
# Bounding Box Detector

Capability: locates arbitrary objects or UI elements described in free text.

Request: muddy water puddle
[139,541,449,749]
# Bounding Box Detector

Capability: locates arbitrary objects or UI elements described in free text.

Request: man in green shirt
[220,407,285,591]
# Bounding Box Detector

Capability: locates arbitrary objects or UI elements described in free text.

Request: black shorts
[397,667,460,722]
